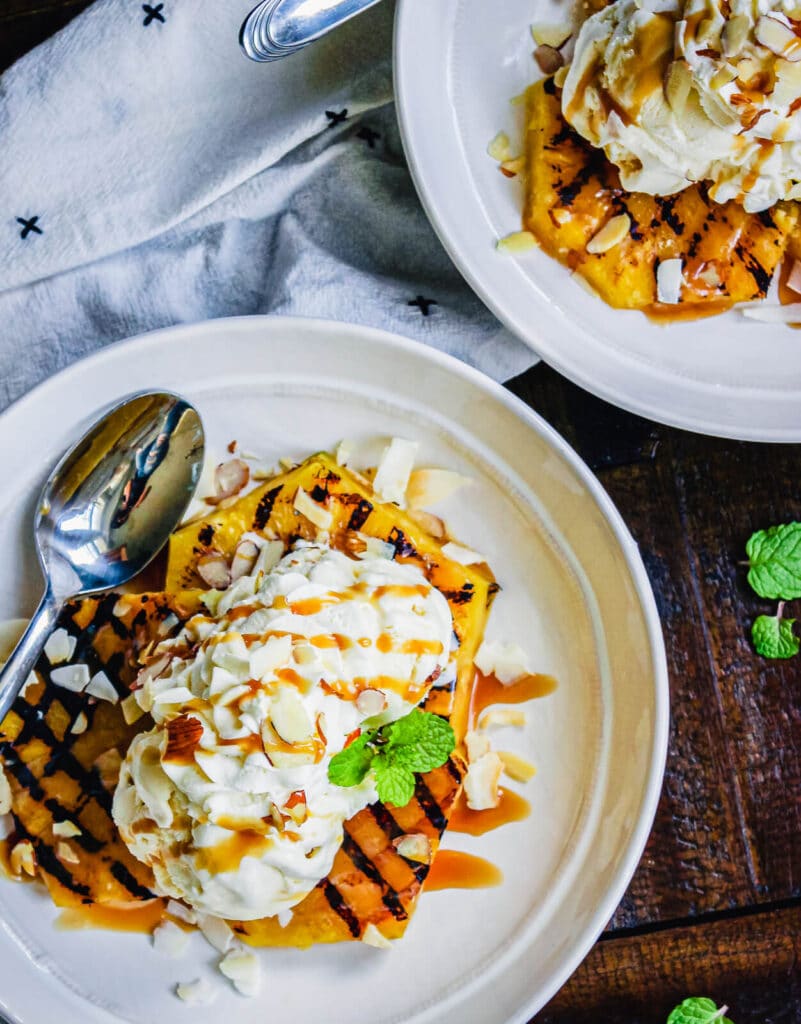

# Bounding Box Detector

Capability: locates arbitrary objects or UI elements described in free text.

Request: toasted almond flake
[44,627,76,666]
[211,459,250,503]
[534,43,564,74]
[656,258,684,304]
[554,64,569,88]
[530,22,572,48]
[153,685,197,706]
[722,13,750,55]
[464,751,504,810]
[219,950,261,997]
[86,670,119,704]
[487,130,513,162]
[10,839,36,876]
[440,540,485,566]
[756,14,801,60]
[586,213,630,255]
[152,919,190,958]
[474,639,532,684]
[56,841,80,865]
[406,468,471,509]
[197,553,232,590]
[373,438,418,506]
[465,729,492,762]
[50,663,90,693]
[498,750,537,782]
[0,763,11,815]
[741,302,801,322]
[392,833,432,864]
[478,708,528,730]
[167,899,198,925]
[361,923,392,949]
[198,913,235,953]
[52,820,82,838]
[70,711,88,735]
[230,539,260,581]
[496,230,539,253]
[407,509,447,540]
[94,749,122,790]
[121,693,145,726]
[293,487,333,530]
[176,978,216,1005]
[356,689,387,717]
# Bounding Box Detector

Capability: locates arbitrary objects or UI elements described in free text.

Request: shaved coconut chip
[167,899,198,925]
[157,613,180,638]
[219,949,261,997]
[198,913,235,953]
[497,230,538,253]
[356,689,387,717]
[359,535,396,560]
[487,130,513,162]
[0,814,15,840]
[294,487,333,530]
[197,554,232,590]
[277,908,293,928]
[407,509,447,540]
[211,459,250,503]
[406,468,471,509]
[176,978,216,1005]
[153,919,190,958]
[0,763,11,814]
[230,539,260,581]
[531,22,571,48]
[52,820,82,838]
[56,842,80,865]
[121,693,145,726]
[50,663,90,693]
[86,670,119,704]
[335,439,354,466]
[94,749,122,790]
[441,541,485,566]
[474,639,532,684]
[392,833,432,864]
[498,750,537,782]
[464,751,504,810]
[44,627,76,665]
[465,729,492,762]
[696,262,722,288]
[534,43,563,74]
[373,438,418,506]
[741,303,801,322]
[656,258,684,304]
[153,686,196,706]
[785,260,801,295]
[478,708,527,730]
[10,839,36,876]
[70,711,88,735]
[362,923,392,949]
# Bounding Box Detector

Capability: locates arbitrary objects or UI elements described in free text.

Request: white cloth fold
[0,0,535,411]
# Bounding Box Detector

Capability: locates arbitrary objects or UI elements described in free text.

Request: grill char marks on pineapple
[0,592,200,910]
[524,79,798,318]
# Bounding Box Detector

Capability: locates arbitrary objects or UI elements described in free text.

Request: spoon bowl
[0,391,204,720]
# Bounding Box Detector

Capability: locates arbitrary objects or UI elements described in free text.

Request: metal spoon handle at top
[0,592,60,723]
[240,0,383,61]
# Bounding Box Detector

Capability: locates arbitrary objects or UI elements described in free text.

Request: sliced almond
[164,714,204,763]
[230,539,260,582]
[70,711,89,735]
[293,487,333,530]
[586,213,631,255]
[478,708,527,730]
[487,130,513,162]
[356,689,387,717]
[361,923,392,949]
[50,663,90,693]
[407,509,447,540]
[56,841,80,865]
[710,64,738,90]
[530,22,572,48]
[722,13,750,56]
[497,231,539,253]
[465,729,492,762]
[219,949,261,997]
[197,554,232,590]
[392,833,432,864]
[498,750,537,782]
[756,15,801,60]
[211,459,250,503]
[10,839,36,876]
[86,670,119,704]
[270,689,313,744]
[665,59,693,114]
[695,261,722,288]
[774,58,801,103]
[52,820,82,838]
[44,627,76,666]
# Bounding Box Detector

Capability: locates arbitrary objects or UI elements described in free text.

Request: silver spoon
[240,0,383,62]
[0,391,205,722]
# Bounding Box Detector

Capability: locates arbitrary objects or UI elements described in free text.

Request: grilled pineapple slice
[524,78,798,316]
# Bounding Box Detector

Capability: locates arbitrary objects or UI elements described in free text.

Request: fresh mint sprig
[744,523,801,659]
[667,997,733,1024]
[327,708,455,807]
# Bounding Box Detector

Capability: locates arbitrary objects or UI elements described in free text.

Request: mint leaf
[373,759,416,807]
[667,998,733,1024]
[746,523,801,599]
[386,710,455,773]
[328,734,374,787]
[752,613,799,659]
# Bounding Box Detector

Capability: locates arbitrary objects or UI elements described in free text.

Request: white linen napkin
[0,0,536,411]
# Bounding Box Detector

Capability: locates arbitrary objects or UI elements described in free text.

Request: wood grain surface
[1,3,800,1021]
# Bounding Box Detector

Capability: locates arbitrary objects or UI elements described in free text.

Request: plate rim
[0,314,670,1023]
[393,0,801,443]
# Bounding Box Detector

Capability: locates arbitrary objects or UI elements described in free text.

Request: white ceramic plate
[0,317,667,1024]
[394,0,801,441]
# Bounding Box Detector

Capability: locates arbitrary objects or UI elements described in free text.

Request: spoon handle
[0,591,61,724]
[241,0,383,61]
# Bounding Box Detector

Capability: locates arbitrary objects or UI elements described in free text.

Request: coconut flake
[392,833,432,864]
[372,439,418,506]
[86,670,119,704]
[465,729,492,762]
[52,820,82,838]
[56,842,80,865]
[153,919,190,958]
[358,536,396,560]
[167,899,198,925]
[219,949,261,997]
[487,130,513,162]
[498,750,537,782]
[406,468,471,509]
[157,613,180,638]
[361,923,392,949]
[50,663,90,693]
[656,258,684,304]
[293,488,333,530]
[464,751,504,810]
[335,439,354,466]
[175,978,217,1005]
[478,708,527,730]
[741,303,801,322]
[441,541,485,566]
[198,913,235,953]
[474,640,532,685]
[44,628,77,666]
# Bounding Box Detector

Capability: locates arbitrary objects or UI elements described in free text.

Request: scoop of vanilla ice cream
[112,540,455,920]
[562,0,801,211]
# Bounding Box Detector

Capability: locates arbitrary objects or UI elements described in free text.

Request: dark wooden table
[2,3,800,1021]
